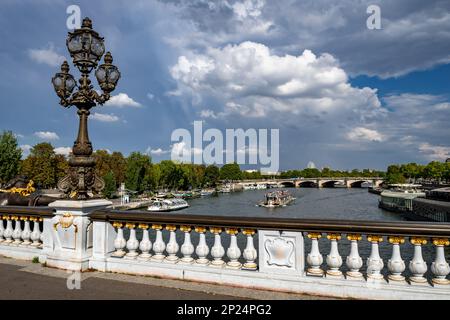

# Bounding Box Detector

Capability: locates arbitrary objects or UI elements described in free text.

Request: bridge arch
[280,181,296,188]
[349,180,371,188]
[320,180,341,188]
[298,181,318,188]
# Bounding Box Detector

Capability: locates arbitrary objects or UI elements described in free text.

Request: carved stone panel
[258,230,305,275]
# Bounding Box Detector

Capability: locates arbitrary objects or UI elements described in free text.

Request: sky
[1,0,450,171]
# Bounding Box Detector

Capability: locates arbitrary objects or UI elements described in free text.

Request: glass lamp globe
[95,52,121,93]
[66,17,105,73]
[51,61,76,98]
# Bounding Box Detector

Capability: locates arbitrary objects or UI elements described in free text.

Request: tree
[103,171,117,199]
[220,163,242,181]
[125,152,151,192]
[204,165,220,186]
[0,131,22,185]
[20,143,58,188]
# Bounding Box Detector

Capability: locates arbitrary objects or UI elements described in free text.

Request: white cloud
[34,131,59,140]
[346,127,385,142]
[104,93,141,108]
[418,143,450,161]
[54,147,72,156]
[171,141,202,158]
[199,109,219,119]
[28,43,65,67]
[145,146,170,156]
[19,144,32,157]
[147,93,155,100]
[171,41,381,119]
[91,112,120,122]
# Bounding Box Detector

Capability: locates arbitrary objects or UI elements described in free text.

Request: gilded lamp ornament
[51,17,121,200]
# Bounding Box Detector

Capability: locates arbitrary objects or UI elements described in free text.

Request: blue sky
[1,0,450,171]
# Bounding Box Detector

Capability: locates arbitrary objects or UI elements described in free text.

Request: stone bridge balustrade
[0,206,53,261]
[85,209,450,299]
[0,204,449,299]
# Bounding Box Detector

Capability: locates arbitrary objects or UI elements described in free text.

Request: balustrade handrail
[0,206,55,218]
[89,209,450,237]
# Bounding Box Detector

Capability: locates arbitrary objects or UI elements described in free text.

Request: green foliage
[20,143,64,188]
[0,131,22,184]
[125,152,152,192]
[204,165,220,186]
[219,162,242,180]
[32,256,39,264]
[103,171,117,199]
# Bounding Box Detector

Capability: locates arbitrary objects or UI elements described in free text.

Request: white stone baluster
[112,222,126,257]
[30,217,41,247]
[210,227,225,267]
[20,217,32,246]
[366,235,384,280]
[346,234,363,279]
[180,225,195,264]
[307,232,323,276]
[38,218,43,248]
[409,237,428,284]
[125,223,139,258]
[431,238,450,285]
[165,225,179,263]
[242,229,257,270]
[0,216,5,242]
[151,224,166,261]
[3,216,13,244]
[195,227,209,265]
[226,228,242,269]
[326,233,343,278]
[137,224,152,260]
[11,216,22,246]
[387,236,406,282]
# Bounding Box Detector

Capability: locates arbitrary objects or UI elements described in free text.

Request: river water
[182,188,400,221]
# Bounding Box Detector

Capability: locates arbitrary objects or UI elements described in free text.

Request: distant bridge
[237,177,384,188]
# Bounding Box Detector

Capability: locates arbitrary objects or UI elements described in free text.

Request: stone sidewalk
[0,257,329,300]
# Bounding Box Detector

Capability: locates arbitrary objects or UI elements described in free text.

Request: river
[181,187,400,221]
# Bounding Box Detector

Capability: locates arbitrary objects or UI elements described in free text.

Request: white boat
[256,183,267,190]
[243,183,257,190]
[200,189,215,196]
[258,190,295,208]
[378,184,425,213]
[220,184,232,193]
[147,198,189,212]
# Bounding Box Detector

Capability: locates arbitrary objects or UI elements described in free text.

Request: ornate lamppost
[51,17,121,200]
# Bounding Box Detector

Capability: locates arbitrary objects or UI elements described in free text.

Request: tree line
[385,162,450,184]
[1,130,449,198]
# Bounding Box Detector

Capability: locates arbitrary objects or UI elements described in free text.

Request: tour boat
[147,198,189,212]
[378,184,425,213]
[200,189,215,196]
[258,190,295,208]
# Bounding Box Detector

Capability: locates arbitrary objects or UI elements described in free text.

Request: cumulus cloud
[145,146,170,156]
[28,43,65,67]
[171,41,381,120]
[54,147,72,156]
[104,93,141,108]
[19,144,32,157]
[34,131,59,140]
[418,143,450,161]
[161,0,450,78]
[346,127,385,142]
[91,112,120,122]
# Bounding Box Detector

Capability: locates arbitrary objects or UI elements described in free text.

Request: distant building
[446,158,450,163]
[306,161,316,169]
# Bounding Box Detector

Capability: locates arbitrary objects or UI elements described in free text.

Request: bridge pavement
[0,257,332,300]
